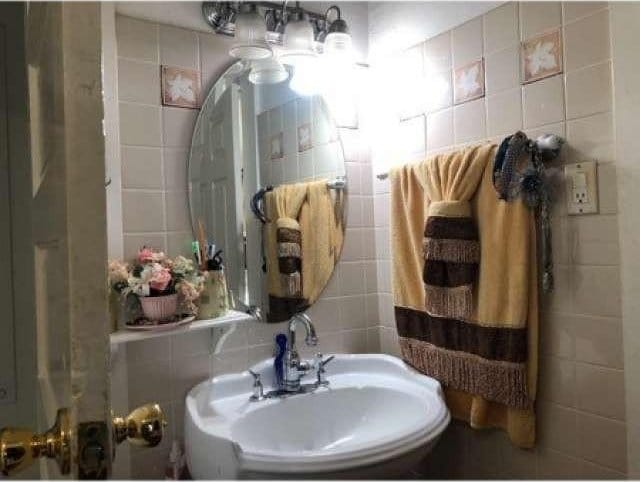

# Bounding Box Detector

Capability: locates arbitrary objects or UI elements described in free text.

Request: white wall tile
[116,15,158,62]
[485,45,520,94]
[166,231,192,258]
[486,88,523,137]
[398,115,426,158]
[427,108,454,151]
[159,24,198,69]
[452,17,483,68]
[566,111,615,163]
[119,103,162,146]
[575,363,626,420]
[162,148,188,191]
[453,98,487,143]
[520,2,562,40]
[122,191,165,232]
[565,61,613,120]
[199,32,234,92]
[162,107,198,147]
[572,265,621,318]
[165,191,191,232]
[118,58,160,105]
[121,146,162,189]
[575,412,627,471]
[573,314,624,368]
[563,2,609,24]
[522,74,565,128]
[564,9,610,72]
[484,2,519,54]
[598,163,618,214]
[424,31,452,72]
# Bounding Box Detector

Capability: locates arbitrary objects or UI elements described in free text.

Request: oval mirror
[188,61,347,323]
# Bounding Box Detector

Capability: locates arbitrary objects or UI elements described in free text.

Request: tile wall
[369,1,626,478]
[110,11,377,478]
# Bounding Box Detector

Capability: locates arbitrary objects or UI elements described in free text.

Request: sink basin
[185,354,450,479]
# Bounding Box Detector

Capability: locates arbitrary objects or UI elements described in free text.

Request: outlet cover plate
[565,160,598,215]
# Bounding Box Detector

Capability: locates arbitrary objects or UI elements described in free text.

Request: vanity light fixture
[202,1,355,60]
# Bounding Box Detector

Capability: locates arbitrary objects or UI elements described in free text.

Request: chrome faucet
[281,313,318,392]
[246,314,336,401]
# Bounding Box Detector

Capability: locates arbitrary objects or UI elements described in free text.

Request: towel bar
[375,134,564,180]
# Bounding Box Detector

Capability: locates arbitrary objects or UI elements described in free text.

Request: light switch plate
[565,161,598,215]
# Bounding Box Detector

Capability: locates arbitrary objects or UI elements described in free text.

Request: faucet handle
[248,370,264,401]
[315,354,334,387]
[248,369,260,381]
[315,353,335,368]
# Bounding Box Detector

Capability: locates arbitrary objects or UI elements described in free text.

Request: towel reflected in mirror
[264,179,344,323]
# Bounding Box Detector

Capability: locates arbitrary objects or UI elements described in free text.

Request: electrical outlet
[565,161,598,215]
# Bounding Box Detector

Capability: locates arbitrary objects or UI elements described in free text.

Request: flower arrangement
[109,247,206,320]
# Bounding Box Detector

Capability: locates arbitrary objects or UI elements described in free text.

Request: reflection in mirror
[188,61,346,323]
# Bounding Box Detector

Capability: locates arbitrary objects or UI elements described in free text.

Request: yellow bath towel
[390,143,538,448]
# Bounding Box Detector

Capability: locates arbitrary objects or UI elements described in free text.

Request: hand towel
[390,143,538,448]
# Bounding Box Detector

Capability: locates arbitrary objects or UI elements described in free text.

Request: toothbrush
[192,241,201,266]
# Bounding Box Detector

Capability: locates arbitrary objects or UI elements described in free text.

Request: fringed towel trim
[278,242,301,258]
[399,336,531,409]
[280,272,301,297]
[424,284,473,319]
[423,238,480,264]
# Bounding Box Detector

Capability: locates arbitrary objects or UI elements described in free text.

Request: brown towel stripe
[423,259,477,287]
[399,336,531,409]
[278,257,301,274]
[424,216,478,240]
[395,305,527,363]
[277,228,302,244]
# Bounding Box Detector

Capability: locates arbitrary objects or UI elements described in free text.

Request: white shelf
[109,310,255,345]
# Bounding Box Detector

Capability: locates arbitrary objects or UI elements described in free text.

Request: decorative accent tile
[453,59,485,104]
[269,132,283,160]
[161,66,201,109]
[297,123,312,152]
[521,29,563,84]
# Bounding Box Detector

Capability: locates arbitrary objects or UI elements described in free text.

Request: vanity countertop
[109,310,255,345]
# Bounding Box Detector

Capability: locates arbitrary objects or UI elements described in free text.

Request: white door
[26,3,112,478]
[198,88,242,297]
[0,5,167,478]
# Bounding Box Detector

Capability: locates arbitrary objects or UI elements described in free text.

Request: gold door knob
[112,403,167,447]
[0,408,70,476]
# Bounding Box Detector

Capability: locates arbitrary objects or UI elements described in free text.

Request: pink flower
[149,264,172,292]
[137,247,155,264]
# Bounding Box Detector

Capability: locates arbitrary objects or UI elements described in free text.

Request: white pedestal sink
[185,354,450,479]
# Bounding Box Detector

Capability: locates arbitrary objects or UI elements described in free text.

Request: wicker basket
[139,293,178,321]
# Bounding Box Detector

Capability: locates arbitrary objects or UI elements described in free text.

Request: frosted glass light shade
[323,31,353,59]
[280,15,315,64]
[230,10,272,60]
[248,58,289,85]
